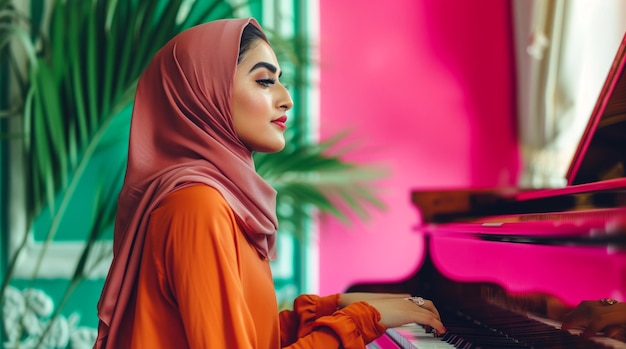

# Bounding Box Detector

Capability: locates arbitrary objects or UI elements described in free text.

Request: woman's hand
[561,299,626,341]
[366,297,446,335]
[339,293,446,335]
[338,292,410,308]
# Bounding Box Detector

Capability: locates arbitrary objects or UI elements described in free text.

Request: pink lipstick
[272,115,287,130]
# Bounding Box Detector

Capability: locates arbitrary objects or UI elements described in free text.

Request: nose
[277,84,294,111]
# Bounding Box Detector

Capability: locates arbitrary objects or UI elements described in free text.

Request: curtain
[513,0,626,188]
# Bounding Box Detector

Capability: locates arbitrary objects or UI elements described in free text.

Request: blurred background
[1,0,625,348]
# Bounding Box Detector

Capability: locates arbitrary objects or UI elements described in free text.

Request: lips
[271,115,287,130]
[273,115,287,123]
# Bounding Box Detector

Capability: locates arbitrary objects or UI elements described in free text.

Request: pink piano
[352,33,626,349]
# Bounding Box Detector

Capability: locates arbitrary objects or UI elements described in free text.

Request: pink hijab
[94,18,278,348]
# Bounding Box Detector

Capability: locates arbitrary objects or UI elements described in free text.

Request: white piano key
[386,323,455,349]
[380,314,626,349]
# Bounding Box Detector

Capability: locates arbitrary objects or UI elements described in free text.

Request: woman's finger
[405,297,441,321]
[422,299,441,321]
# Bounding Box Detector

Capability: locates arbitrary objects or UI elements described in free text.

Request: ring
[405,296,425,307]
[600,298,618,306]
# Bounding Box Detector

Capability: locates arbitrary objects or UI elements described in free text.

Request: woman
[94,18,445,348]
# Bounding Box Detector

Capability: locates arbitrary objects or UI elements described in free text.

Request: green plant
[1,0,240,298]
[0,0,386,347]
[256,132,387,231]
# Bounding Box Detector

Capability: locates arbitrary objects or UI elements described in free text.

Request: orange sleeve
[161,187,256,348]
[280,294,386,348]
[279,294,339,343]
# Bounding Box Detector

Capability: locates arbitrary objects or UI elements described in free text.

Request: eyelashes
[256,79,276,87]
[255,78,290,91]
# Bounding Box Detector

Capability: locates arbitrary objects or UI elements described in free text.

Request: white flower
[41,316,70,349]
[69,327,98,349]
[2,287,98,349]
[21,310,44,336]
[2,286,25,318]
[2,287,27,344]
[13,336,39,349]
[22,289,54,317]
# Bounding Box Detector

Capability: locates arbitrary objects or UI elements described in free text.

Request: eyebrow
[249,62,282,78]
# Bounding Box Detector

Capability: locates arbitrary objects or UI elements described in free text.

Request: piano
[352,32,626,349]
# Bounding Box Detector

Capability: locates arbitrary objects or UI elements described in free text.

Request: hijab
[94,18,278,348]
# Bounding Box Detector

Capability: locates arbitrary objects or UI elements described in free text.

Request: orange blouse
[112,184,385,348]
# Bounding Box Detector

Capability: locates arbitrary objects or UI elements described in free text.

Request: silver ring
[600,298,618,306]
[405,296,425,307]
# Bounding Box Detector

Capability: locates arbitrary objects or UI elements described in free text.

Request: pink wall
[317,0,520,295]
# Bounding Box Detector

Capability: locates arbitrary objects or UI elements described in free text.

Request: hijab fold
[94,18,278,348]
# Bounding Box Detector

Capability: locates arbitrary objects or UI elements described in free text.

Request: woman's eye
[256,79,276,87]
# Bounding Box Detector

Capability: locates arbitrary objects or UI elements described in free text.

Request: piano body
[352,33,626,348]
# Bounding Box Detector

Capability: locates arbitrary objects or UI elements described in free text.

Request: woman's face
[232,39,293,153]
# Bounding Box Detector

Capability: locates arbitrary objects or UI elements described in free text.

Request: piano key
[380,302,626,349]
[386,323,456,348]
[389,322,529,349]
[367,330,403,349]
[451,303,624,349]
[526,312,626,349]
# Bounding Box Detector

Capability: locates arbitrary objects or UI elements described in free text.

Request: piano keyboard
[368,303,626,349]
[383,323,454,348]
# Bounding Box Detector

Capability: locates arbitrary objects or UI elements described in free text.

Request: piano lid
[566,32,626,186]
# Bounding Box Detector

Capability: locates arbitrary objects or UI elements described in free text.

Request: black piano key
[436,302,614,349]
[440,313,532,349]
[384,300,618,349]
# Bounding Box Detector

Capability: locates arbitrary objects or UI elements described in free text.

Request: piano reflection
[352,33,626,349]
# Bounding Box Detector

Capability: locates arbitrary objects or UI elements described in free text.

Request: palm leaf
[23,0,236,245]
[0,0,237,304]
[256,135,388,226]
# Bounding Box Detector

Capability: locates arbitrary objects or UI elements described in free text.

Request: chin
[264,143,286,153]
[251,140,286,153]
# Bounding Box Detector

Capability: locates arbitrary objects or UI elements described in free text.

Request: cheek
[232,88,273,142]
[233,86,271,119]
[238,93,267,116]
